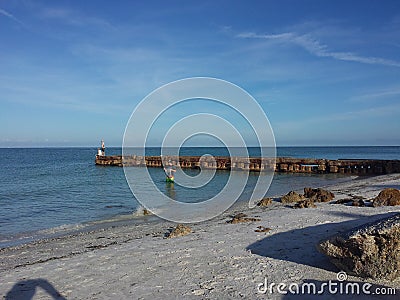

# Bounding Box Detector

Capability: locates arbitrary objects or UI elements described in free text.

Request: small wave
[36,223,86,235]
[132,205,153,217]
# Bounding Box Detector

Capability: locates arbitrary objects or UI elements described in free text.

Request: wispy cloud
[276,103,400,131]
[351,88,400,102]
[0,83,128,114]
[237,31,400,68]
[0,7,25,26]
[39,7,113,29]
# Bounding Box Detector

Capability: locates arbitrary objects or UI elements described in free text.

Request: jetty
[95,155,400,175]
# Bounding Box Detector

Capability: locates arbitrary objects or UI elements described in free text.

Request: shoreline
[1,174,400,298]
[0,172,353,249]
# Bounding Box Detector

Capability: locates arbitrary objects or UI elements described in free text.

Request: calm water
[0,146,399,247]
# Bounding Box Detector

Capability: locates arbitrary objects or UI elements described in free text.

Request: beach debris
[227,213,261,224]
[334,194,367,206]
[255,226,271,233]
[143,209,152,216]
[317,213,400,280]
[304,187,334,202]
[280,191,304,204]
[166,224,192,238]
[293,199,317,209]
[372,188,400,207]
[256,198,273,207]
[351,199,365,207]
[192,289,205,296]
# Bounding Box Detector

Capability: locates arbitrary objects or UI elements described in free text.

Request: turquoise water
[0,146,399,247]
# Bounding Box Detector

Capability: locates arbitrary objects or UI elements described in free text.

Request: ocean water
[0,146,399,247]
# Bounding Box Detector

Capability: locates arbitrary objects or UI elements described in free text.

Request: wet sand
[1,174,400,299]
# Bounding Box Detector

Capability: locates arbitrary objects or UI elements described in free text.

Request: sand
[1,174,400,299]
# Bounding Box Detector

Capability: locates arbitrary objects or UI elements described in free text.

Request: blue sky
[1,0,400,147]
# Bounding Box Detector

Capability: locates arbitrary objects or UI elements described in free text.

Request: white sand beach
[1,174,400,299]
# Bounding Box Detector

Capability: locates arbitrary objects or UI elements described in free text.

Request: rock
[280,191,304,204]
[334,196,366,206]
[227,213,261,224]
[351,199,365,207]
[294,199,317,209]
[373,188,400,207]
[256,198,272,207]
[143,209,152,216]
[317,213,400,280]
[333,198,353,205]
[166,224,192,238]
[255,226,271,233]
[304,187,334,202]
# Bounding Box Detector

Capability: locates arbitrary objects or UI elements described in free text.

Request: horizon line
[0,145,399,149]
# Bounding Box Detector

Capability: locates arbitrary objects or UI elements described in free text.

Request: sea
[0,146,399,248]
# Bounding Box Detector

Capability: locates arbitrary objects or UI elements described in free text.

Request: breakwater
[95,155,400,175]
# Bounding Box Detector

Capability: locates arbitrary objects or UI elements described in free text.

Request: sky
[0,0,400,147]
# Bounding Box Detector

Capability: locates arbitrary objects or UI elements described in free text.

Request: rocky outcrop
[280,188,334,205]
[304,187,334,202]
[257,198,272,207]
[166,224,192,238]
[317,213,400,280]
[280,191,304,204]
[294,199,317,209]
[373,188,400,207]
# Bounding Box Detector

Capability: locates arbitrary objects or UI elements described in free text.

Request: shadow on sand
[250,212,399,299]
[247,212,397,272]
[5,278,66,300]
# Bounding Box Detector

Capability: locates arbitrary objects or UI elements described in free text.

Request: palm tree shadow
[5,278,66,300]
[246,212,397,272]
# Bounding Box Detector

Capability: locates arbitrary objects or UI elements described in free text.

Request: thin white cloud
[237,31,400,68]
[351,88,400,102]
[0,8,24,26]
[277,103,400,131]
[41,8,71,19]
[39,7,113,29]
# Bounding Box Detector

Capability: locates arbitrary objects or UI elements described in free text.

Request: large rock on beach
[280,191,304,204]
[304,187,334,202]
[317,213,400,280]
[373,188,400,207]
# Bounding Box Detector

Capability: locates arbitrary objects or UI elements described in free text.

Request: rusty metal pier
[95,155,400,175]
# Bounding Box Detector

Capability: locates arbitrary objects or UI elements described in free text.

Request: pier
[95,155,400,175]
